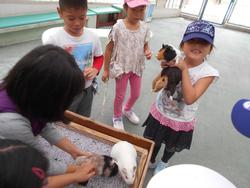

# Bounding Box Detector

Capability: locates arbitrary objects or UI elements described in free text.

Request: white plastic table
[147,164,236,188]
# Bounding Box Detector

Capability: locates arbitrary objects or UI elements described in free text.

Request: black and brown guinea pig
[75,154,118,187]
[153,44,182,94]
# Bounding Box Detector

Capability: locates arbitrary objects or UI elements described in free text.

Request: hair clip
[32,167,46,180]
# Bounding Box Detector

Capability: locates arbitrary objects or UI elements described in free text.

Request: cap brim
[182,33,213,44]
[231,99,250,138]
[127,1,148,8]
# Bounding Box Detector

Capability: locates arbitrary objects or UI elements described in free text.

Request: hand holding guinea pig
[75,154,118,187]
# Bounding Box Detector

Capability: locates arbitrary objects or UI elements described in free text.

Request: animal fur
[110,141,137,185]
[152,44,182,94]
[75,154,118,187]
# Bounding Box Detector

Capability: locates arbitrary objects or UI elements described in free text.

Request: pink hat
[124,0,149,8]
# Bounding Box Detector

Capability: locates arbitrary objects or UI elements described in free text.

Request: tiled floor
[0,17,250,188]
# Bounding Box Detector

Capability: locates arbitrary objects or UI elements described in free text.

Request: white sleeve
[40,123,65,145]
[94,34,103,57]
[42,28,56,45]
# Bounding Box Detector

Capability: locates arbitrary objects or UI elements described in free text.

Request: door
[200,0,234,24]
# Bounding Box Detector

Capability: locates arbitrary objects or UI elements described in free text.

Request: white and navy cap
[182,20,215,44]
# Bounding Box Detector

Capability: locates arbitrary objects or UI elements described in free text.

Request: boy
[42,0,103,117]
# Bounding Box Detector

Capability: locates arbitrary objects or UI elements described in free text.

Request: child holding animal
[42,0,103,117]
[0,45,96,187]
[102,0,152,130]
[143,20,220,174]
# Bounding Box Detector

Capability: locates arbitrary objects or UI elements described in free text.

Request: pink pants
[114,72,141,118]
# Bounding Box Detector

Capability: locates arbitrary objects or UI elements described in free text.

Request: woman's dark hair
[3,44,84,121]
[0,139,49,188]
[59,0,88,10]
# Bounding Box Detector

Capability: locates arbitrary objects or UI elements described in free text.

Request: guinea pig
[75,154,118,187]
[110,141,137,185]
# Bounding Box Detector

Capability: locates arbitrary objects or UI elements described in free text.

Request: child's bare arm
[152,73,162,91]
[47,162,96,188]
[102,41,114,82]
[177,59,215,104]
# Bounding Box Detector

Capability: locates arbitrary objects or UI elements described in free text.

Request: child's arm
[101,40,114,82]
[144,42,152,60]
[48,161,96,188]
[177,59,215,105]
[152,73,162,92]
[84,55,104,80]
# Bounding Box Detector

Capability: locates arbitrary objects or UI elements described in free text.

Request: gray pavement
[1,17,250,188]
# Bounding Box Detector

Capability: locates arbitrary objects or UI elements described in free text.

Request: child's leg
[76,86,93,117]
[161,147,175,163]
[124,73,141,111]
[150,143,161,163]
[114,74,130,118]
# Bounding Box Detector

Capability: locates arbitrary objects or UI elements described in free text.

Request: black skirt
[142,114,193,152]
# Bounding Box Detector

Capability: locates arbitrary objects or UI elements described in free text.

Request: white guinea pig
[110,141,137,185]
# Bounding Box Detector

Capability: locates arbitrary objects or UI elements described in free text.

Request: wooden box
[64,110,154,188]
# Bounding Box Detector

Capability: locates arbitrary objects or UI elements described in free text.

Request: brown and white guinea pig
[110,141,137,185]
[152,44,182,94]
[157,44,177,62]
[75,154,118,187]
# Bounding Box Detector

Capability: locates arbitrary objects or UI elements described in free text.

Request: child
[42,0,103,117]
[0,139,49,188]
[0,45,96,186]
[142,20,219,174]
[102,0,152,130]
[0,139,95,188]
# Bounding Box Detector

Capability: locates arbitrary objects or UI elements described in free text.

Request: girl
[0,45,96,187]
[143,20,219,174]
[0,139,49,188]
[102,0,152,130]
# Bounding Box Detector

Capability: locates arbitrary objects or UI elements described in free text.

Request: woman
[0,45,96,187]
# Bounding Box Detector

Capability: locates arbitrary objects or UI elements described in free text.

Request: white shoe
[148,161,157,169]
[123,109,140,124]
[154,161,169,175]
[112,117,124,130]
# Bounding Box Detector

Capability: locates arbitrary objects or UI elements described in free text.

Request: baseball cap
[182,20,215,44]
[231,99,250,138]
[124,0,149,8]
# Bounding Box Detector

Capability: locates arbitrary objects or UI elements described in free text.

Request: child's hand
[144,49,152,60]
[175,58,187,71]
[84,67,98,80]
[74,161,96,183]
[161,59,176,68]
[102,70,109,82]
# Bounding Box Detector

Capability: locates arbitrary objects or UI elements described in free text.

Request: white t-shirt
[42,27,103,88]
[155,60,219,122]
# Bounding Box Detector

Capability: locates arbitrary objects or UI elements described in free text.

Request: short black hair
[3,44,84,122]
[0,139,49,188]
[59,0,88,10]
